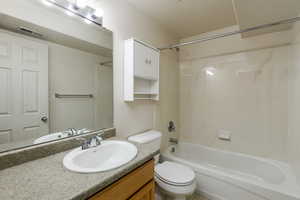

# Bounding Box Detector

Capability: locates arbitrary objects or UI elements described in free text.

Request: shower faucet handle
[168,121,176,132]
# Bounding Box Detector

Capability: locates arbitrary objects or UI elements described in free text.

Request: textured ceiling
[125,0,300,39]
[233,0,300,37]
[76,0,300,39]
[126,0,237,38]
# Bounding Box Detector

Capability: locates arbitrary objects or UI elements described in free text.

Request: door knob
[41,116,48,122]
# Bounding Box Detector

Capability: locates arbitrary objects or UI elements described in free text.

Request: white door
[0,31,48,144]
[0,32,14,144]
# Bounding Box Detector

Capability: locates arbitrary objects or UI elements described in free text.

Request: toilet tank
[128,130,162,151]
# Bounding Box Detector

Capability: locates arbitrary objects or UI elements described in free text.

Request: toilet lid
[155,161,195,186]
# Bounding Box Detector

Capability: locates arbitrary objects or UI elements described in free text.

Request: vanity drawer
[129,180,155,200]
[89,159,154,200]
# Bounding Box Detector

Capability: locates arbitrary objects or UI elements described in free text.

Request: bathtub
[161,142,300,200]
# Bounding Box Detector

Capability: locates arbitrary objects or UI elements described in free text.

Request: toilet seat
[155,161,195,186]
[155,173,193,186]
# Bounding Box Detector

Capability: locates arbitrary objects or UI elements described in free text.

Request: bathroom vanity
[0,136,159,200]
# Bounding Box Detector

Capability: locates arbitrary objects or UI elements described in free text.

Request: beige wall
[179,27,293,161]
[154,51,179,150]
[96,0,179,140]
[49,43,113,133]
[179,25,300,181]
[289,22,300,183]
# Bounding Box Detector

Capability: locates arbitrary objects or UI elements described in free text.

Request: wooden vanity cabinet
[89,159,155,200]
[128,180,155,200]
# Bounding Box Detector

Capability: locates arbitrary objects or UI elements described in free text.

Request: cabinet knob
[145,59,152,64]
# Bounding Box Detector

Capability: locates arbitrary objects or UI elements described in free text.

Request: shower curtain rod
[159,16,300,51]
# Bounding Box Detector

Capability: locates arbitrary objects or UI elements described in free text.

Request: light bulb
[68,3,79,11]
[94,9,103,17]
[76,0,89,8]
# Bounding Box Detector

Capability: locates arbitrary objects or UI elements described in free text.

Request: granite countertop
[0,137,159,200]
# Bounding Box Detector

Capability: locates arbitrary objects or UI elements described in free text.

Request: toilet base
[155,191,186,200]
[155,182,193,200]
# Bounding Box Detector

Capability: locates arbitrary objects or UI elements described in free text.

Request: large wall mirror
[0,1,113,153]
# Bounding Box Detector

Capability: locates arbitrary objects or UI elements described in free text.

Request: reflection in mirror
[0,11,113,152]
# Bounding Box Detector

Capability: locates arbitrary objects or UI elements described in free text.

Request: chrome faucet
[77,135,103,150]
[168,121,176,132]
[77,128,89,135]
[64,128,78,136]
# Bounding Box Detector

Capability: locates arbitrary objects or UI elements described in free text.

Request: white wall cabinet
[124,38,160,101]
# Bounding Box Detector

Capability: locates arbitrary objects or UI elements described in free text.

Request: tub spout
[169,137,178,145]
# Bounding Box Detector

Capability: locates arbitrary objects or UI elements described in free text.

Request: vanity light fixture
[41,0,103,27]
[93,8,103,18]
[76,0,89,9]
[84,18,92,24]
[68,3,79,12]
[66,7,75,16]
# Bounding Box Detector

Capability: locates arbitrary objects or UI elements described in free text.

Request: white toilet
[128,130,196,200]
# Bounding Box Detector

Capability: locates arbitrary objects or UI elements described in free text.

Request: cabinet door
[89,160,154,200]
[134,41,156,80]
[147,48,159,81]
[129,180,155,200]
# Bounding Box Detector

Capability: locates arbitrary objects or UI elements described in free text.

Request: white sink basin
[63,140,138,173]
[34,132,68,144]
[34,129,91,144]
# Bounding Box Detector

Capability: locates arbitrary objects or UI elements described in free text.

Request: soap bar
[218,130,231,141]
